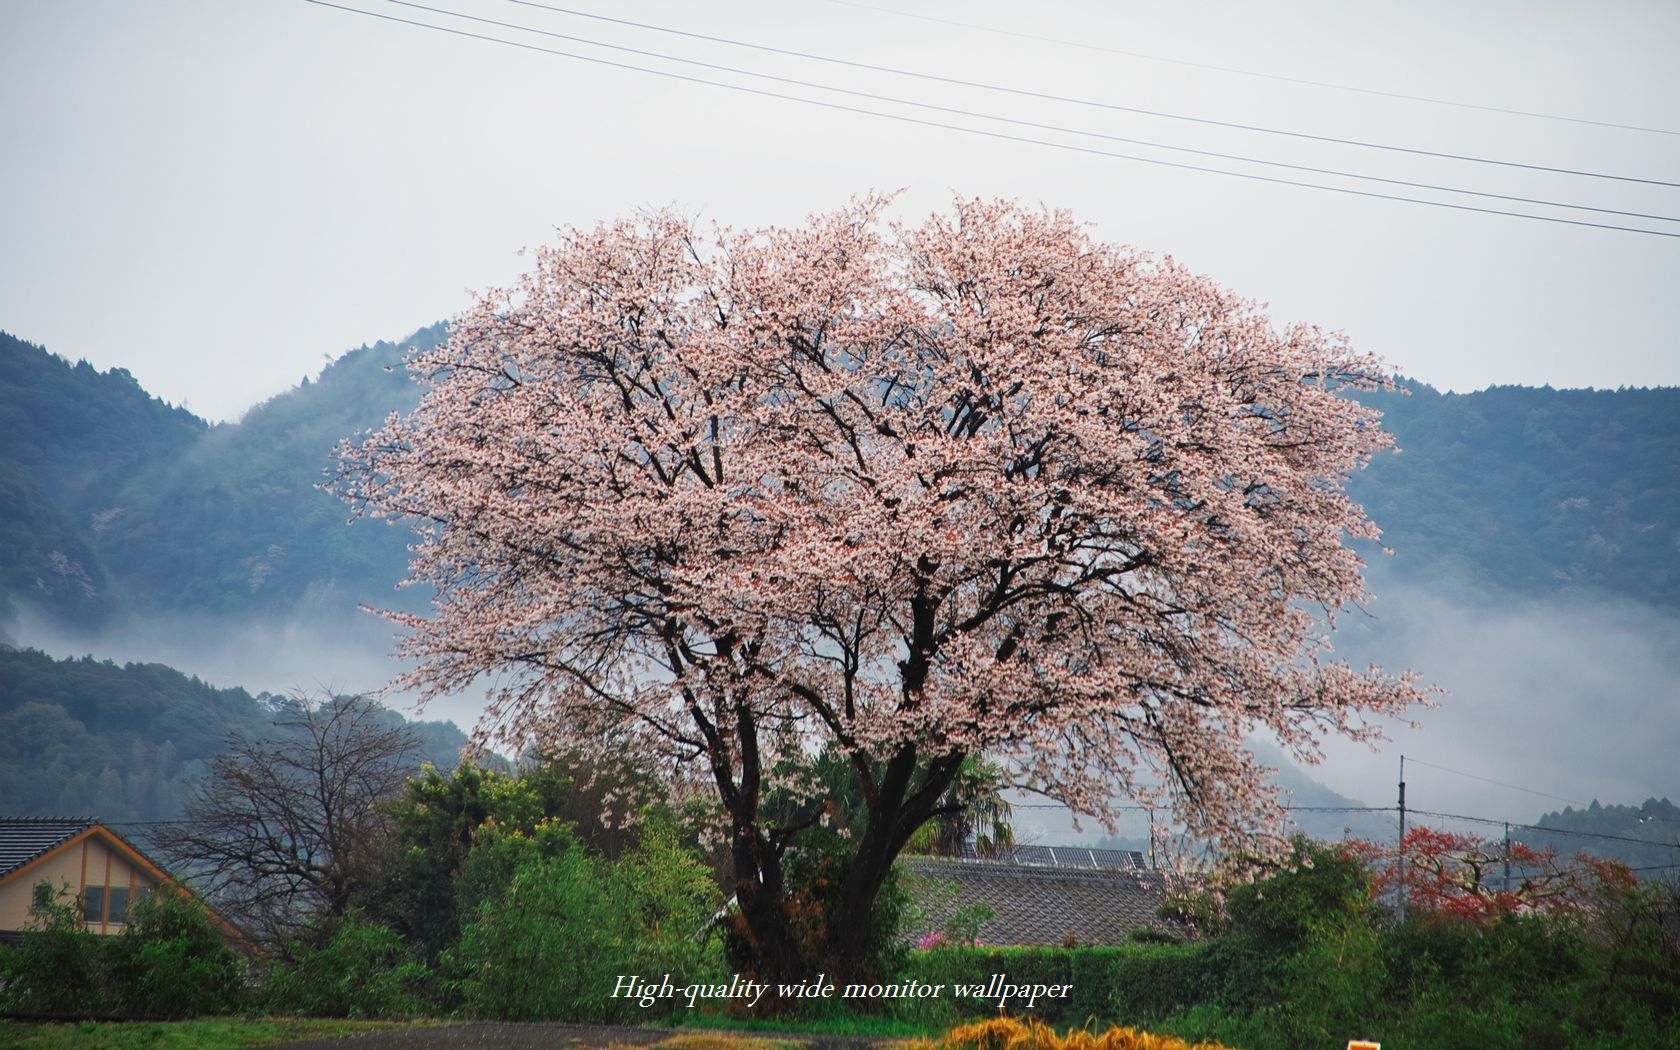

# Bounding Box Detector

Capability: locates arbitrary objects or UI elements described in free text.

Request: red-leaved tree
[334,196,1426,983]
[1355,826,1632,923]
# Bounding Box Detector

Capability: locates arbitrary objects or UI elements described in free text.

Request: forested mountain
[0,325,441,630]
[91,323,443,618]
[1527,797,1680,872]
[0,331,207,625]
[1351,382,1680,608]
[0,647,467,823]
[4,328,1675,634]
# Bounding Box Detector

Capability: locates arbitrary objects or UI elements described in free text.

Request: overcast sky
[5,3,1679,829]
[4,0,1678,423]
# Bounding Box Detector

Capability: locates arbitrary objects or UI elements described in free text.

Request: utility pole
[1503,823,1512,895]
[1397,754,1408,921]
[1148,807,1157,871]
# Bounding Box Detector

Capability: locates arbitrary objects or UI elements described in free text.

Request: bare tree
[157,693,418,948]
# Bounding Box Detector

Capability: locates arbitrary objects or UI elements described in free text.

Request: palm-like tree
[906,755,1015,857]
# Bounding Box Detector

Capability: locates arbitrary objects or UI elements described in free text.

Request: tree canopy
[335,196,1425,980]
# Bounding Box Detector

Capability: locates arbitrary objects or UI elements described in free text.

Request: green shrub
[1224,839,1371,951]
[447,817,723,1022]
[0,882,246,1019]
[361,760,552,959]
[616,816,730,982]
[1574,874,1680,1039]
[1099,943,1219,1025]
[107,890,247,1017]
[1246,911,1386,1048]
[449,825,631,1020]
[0,882,111,1015]
[263,914,431,1018]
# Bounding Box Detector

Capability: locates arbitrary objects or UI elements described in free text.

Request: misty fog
[9,558,1674,842]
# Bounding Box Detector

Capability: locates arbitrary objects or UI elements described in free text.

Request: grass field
[0,1018,432,1049]
[0,1020,829,1050]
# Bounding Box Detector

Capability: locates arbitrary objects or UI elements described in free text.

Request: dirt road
[272,1022,888,1050]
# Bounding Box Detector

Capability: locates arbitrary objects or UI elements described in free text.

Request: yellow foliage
[913,1017,1234,1050]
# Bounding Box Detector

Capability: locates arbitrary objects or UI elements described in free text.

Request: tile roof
[902,855,1182,946]
[0,817,98,880]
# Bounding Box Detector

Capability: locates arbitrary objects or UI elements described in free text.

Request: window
[108,886,130,924]
[83,885,104,923]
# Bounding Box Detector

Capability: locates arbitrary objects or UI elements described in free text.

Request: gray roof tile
[0,817,98,880]
[902,856,1182,946]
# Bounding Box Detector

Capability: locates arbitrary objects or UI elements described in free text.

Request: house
[901,844,1185,946]
[0,817,252,951]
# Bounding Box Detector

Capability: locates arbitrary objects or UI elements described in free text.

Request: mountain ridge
[0,645,469,824]
[3,324,1674,841]
[8,324,1675,630]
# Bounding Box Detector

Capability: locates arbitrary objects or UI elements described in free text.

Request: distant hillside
[0,646,468,824]
[1525,797,1680,872]
[0,325,440,628]
[92,323,443,619]
[1259,741,1397,844]
[1352,382,1680,606]
[0,331,207,623]
[2,328,1677,634]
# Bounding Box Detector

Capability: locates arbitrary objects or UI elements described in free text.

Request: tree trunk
[821,748,963,981]
[729,816,809,992]
[726,745,969,999]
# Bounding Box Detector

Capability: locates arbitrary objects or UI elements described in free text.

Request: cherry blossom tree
[334,196,1426,982]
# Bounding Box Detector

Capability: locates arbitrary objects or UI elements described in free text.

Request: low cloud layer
[1311,568,1680,822]
[8,567,1676,839]
[4,603,474,730]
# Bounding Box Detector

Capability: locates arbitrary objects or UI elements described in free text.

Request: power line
[819,0,1680,139]
[1006,803,1395,813]
[378,0,1680,227]
[116,809,1676,853]
[1404,757,1587,807]
[496,0,1680,188]
[1518,823,1680,850]
[1410,808,1680,850]
[1283,806,1397,813]
[300,1,1680,240]
[1406,807,1555,830]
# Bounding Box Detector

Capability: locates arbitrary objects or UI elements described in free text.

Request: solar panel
[957,841,1148,870]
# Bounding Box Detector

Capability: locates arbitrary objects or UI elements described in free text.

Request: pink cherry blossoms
[335,195,1427,861]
